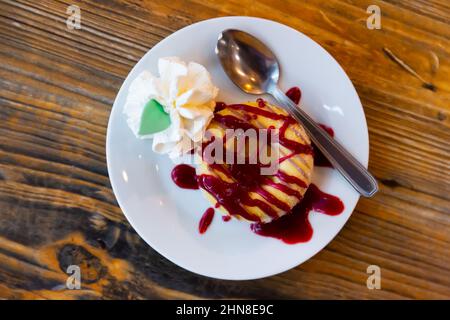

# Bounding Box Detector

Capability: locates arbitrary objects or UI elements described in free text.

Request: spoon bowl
[216,29,279,94]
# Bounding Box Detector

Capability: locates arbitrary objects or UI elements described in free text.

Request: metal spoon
[216,29,378,197]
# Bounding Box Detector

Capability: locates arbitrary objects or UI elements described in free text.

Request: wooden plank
[0,0,449,299]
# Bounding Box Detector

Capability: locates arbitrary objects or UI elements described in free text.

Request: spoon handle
[271,86,378,197]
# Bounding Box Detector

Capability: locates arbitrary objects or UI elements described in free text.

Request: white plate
[106,17,368,280]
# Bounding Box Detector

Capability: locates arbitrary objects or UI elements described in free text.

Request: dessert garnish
[138,99,171,135]
[123,57,219,159]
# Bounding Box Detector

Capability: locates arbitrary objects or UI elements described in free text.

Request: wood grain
[0,0,449,299]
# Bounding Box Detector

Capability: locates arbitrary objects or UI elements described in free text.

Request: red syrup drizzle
[285,86,302,105]
[214,101,227,112]
[197,172,278,222]
[197,100,315,222]
[314,124,334,167]
[215,103,313,155]
[170,98,344,241]
[199,208,215,234]
[170,164,198,189]
[285,87,335,168]
[170,165,216,234]
[251,184,344,244]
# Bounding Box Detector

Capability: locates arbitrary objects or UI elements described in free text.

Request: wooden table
[0,0,449,300]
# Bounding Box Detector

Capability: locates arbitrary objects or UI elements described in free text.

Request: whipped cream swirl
[123,57,219,159]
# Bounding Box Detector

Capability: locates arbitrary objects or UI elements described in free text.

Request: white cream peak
[123,57,219,159]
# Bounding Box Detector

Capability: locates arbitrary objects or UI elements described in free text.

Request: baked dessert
[197,99,314,223]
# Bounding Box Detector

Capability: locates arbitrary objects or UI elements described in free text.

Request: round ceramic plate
[106,17,368,280]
